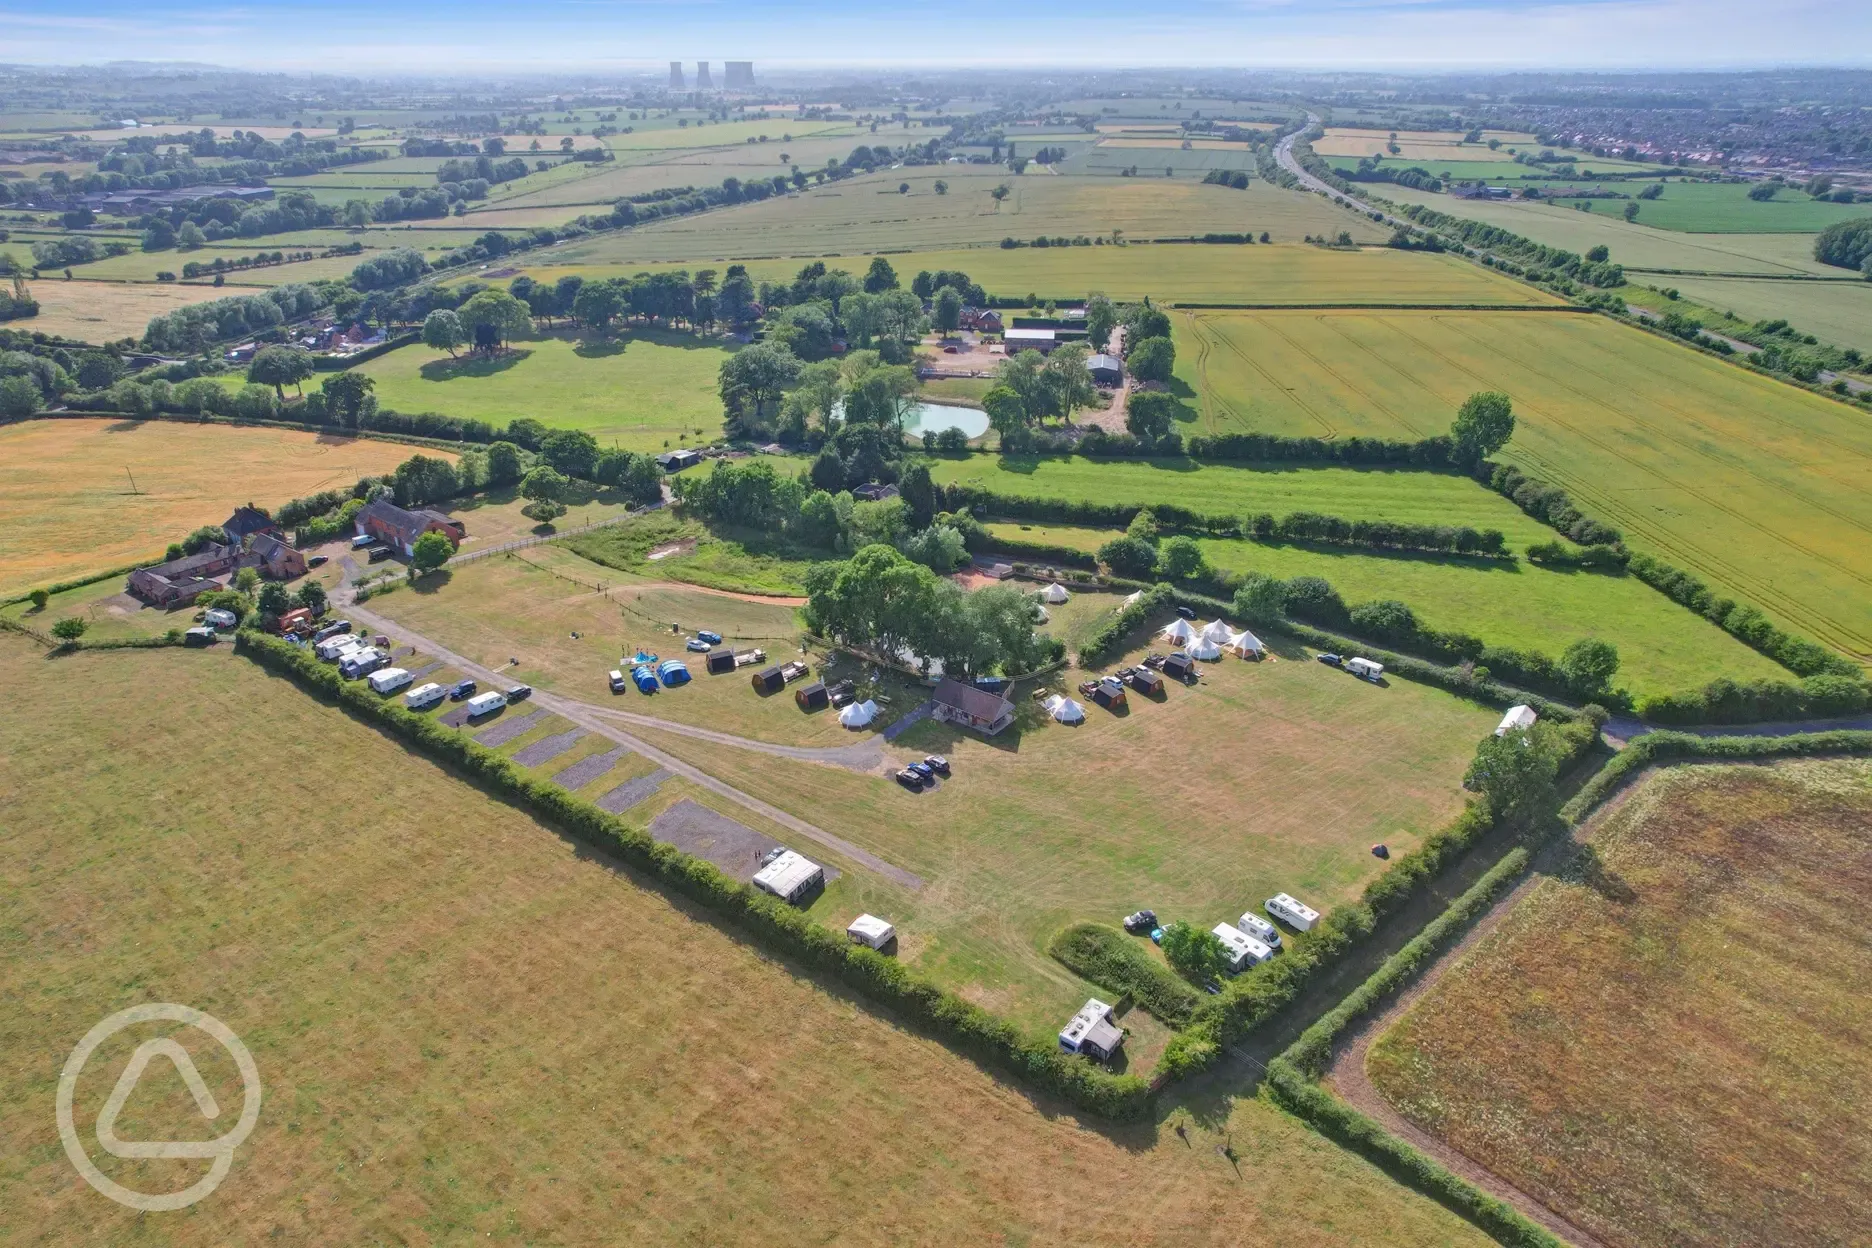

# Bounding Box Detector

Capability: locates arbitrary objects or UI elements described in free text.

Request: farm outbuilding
[1058,998,1124,1062]
[1086,353,1124,386]
[1496,704,1539,735]
[706,649,737,675]
[796,681,829,711]
[753,850,824,904]
[751,666,785,694]
[847,914,895,950]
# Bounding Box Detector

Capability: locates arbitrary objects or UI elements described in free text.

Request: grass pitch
[1367,759,1872,1248]
[348,330,733,449]
[0,418,434,598]
[0,638,1493,1245]
[1163,309,1872,661]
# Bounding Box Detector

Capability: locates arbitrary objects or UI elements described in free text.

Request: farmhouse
[222,505,279,544]
[1057,998,1125,1063]
[354,499,466,558]
[248,531,308,580]
[126,543,242,607]
[931,677,1015,736]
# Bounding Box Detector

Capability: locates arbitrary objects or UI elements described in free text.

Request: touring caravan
[404,682,446,710]
[367,667,413,694]
[1212,923,1274,973]
[465,690,507,718]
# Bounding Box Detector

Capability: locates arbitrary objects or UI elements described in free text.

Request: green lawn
[929,453,1561,548]
[349,329,734,448]
[987,520,1789,701]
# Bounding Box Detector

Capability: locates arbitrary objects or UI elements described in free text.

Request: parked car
[906,760,934,782]
[307,554,329,568]
[923,754,950,776]
[351,534,374,549]
[448,680,477,701]
[1317,653,1342,667]
[366,545,393,563]
[1176,605,1197,619]
[608,669,627,693]
[1123,908,1158,934]
[696,629,723,645]
[685,637,711,652]
[505,684,532,702]
[894,768,926,791]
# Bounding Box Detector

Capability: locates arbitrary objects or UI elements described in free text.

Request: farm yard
[1364,759,1872,1248]
[0,640,1494,1246]
[0,419,437,598]
[349,330,733,448]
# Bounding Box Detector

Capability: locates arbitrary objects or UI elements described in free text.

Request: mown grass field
[513,240,1550,306]
[70,248,372,286]
[988,520,1789,699]
[1625,275,1872,352]
[0,639,1494,1246]
[1162,308,1872,660]
[1366,759,1872,1248]
[0,418,434,597]
[629,620,1495,1041]
[545,169,1388,265]
[488,137,873,211]
[927,453,1560,546]
[1571,180,1872,233]
[348,330,732,448]
[19,278,231,343]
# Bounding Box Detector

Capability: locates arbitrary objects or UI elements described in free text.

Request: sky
[2,0,1869,74]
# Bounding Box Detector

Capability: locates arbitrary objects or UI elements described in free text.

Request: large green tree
[422,308,464,358]
[1159,921,1228,985]
[457,289,531,353]
[719,342,803,425]
[410,530,455,575]
[1127,335,1175,383]
[1450,391,1516,464]
[249,345,314,399]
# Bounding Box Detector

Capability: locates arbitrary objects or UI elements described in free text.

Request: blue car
[448,680,477,701]
[697,629,723,645]
[906,761,935,782]
[1317,653,1343,667]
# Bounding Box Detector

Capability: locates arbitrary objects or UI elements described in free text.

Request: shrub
[1047,923,1200,1026]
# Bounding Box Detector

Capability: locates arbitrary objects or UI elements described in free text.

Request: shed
[706,648,737,675]
[1092,677,1127,710]
[796,681,830,711]
[751,665,785,694]
[753,850,824,904]
[1086,353,1124,386]
[1496,704,1538,736]
[655,448,704,472]
[1126,667,1164,695]
[1042,583,1070,604]
[1162,653,1194,682]
[1004,327,1059,354]
[847,913,896,950]
[1058,998,1125,1062]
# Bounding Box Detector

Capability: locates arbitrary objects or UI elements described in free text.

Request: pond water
[903,401,989,438]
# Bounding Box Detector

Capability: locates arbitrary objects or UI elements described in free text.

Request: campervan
[1265,893,1321,932]
[1237,912,1282,949]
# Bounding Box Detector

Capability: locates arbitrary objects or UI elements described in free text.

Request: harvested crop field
[18,279,233,343]
[1365,759,1872,1248]
[0,418,437,598]
[1167,308,1872,661]
[0,638,1496,1246]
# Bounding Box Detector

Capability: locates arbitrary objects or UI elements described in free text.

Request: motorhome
[1265,893,1321,932]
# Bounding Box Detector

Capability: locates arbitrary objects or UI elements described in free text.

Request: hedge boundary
[1047,922,1201,1028]
[1263,727,1872,1248]
[232,630,1151,1120]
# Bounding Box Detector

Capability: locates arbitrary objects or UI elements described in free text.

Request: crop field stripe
[1266,314,1425,438]
[1401,316,1872,656]
[1197,312,1338,436]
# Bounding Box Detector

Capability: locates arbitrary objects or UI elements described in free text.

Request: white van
[1265,893,1320,932]
[339,648,385,679]
[404,682,446,710]
[465,690,507,718]
[368,667,413,694]
[1237,912,1282,949]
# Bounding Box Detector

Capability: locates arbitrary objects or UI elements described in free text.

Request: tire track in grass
[1202,311,1339,437]
[1177,310,1240,432]
[1392,316,1872,657]
[1283,311,1432,438]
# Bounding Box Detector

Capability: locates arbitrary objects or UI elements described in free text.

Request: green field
[929,454,1559,546]
[349,330,733,448]
[988,520,1787,699]
[1367,759,1872,1248]
[1625,276,1872,351]
[1566,180,1871,233]
[486,138,861,211]
[543,168,1388,265]
[0,639,1494,1245]
[515,241,1553,306]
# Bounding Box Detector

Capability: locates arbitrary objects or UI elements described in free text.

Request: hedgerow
[1047,922,1201,1028]
[234,631,1151,1120]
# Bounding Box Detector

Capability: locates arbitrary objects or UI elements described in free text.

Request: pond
[902,401,989,439]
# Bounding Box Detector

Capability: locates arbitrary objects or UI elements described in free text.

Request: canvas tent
[1185,638,1223,661]
[1200,619,1234,645]
[1042,583,1070,604]
[1496,704,1538,736]
[1160,618,1196,645]
[838,698,878,727]
[1122,590,1144,609]
[1228,629,1266,658]
[847,913,895,950]
[1046,695,1086,723]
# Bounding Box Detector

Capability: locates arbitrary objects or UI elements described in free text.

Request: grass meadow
[926,454,1561,546]
[0,418,433,597]
[1624,275,1872,352]
[0,639,1493,1245]
[513,240,1550,306]
[1568,179,1872,233]
[1366,759,1872,1248]
[545,169,1389,265]
[349,330,733,448]
[1161,309,1872,660]
[987,520,1789,699]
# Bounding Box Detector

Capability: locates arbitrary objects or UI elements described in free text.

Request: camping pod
[706,649,736,675]
[796,681,830,712]
[752,666,785,694]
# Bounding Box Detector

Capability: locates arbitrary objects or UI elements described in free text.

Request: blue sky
[2,0,1867,73]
